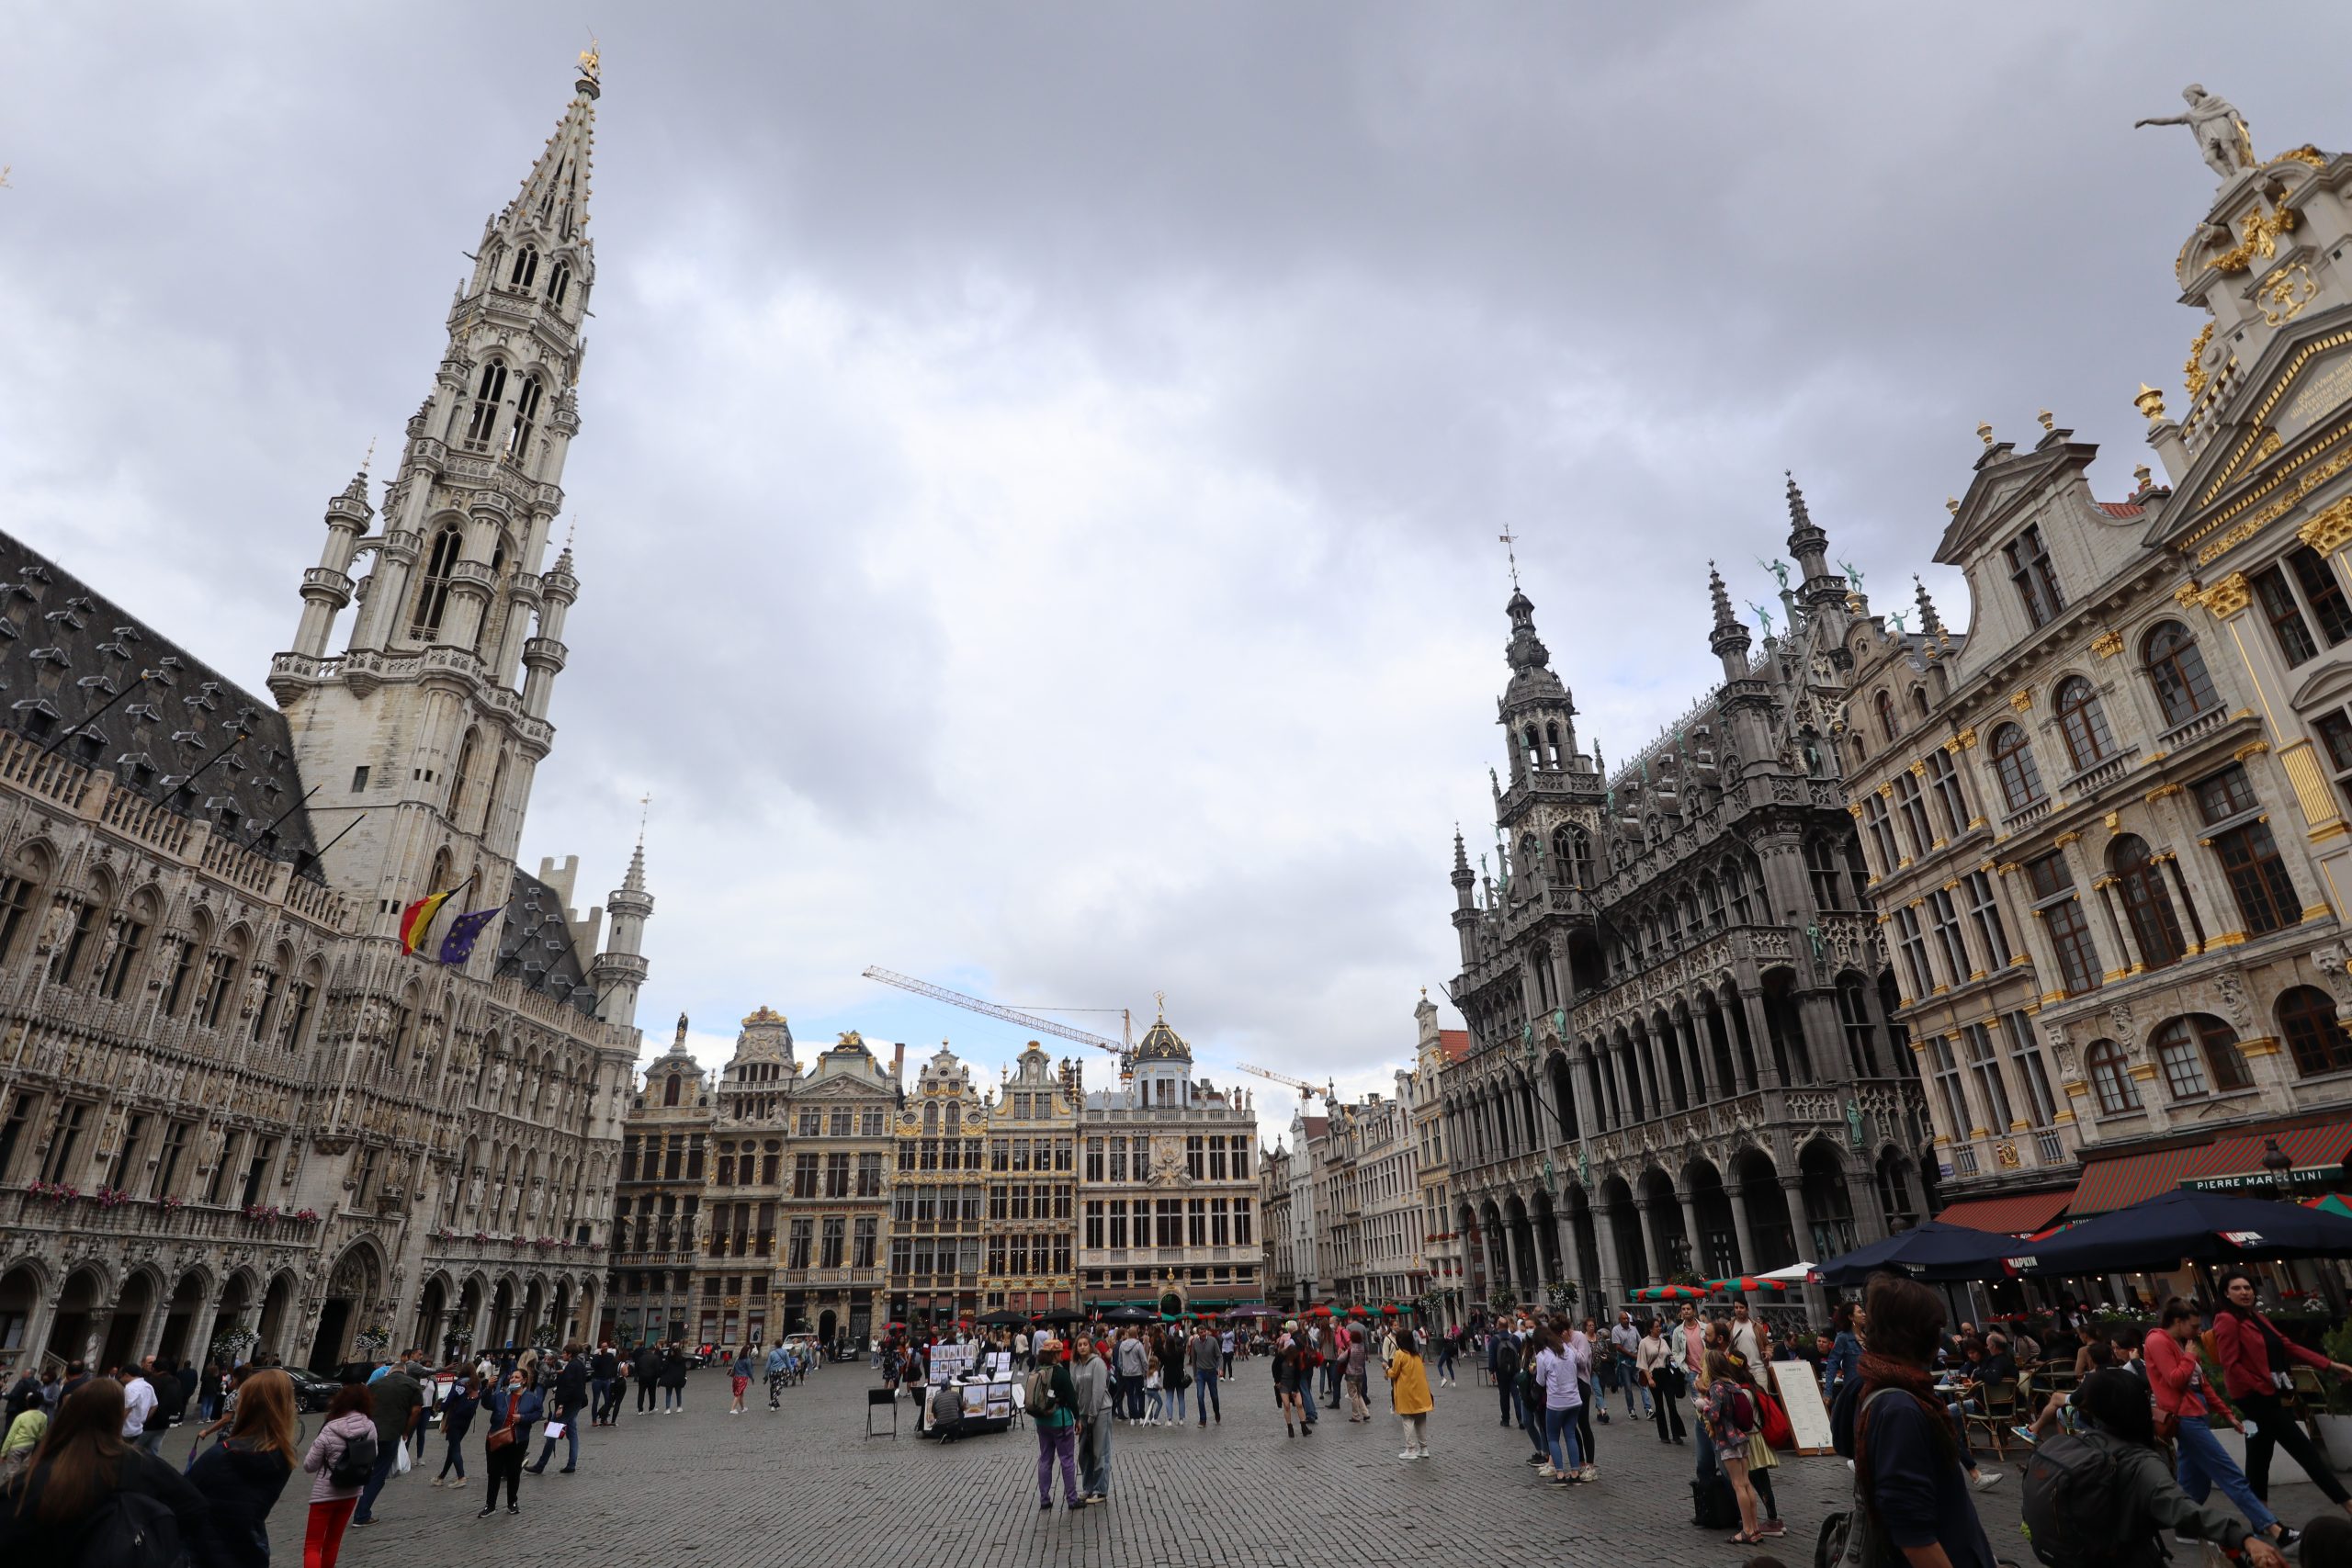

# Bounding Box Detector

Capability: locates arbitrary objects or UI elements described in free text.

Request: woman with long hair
[1275,1328,1308,1438]
[1830,1272,1996,1568]
[1532,1322,1589,1484]
[188,1368,297,1568]
[2211,1266,2352,1516]
[301,1381,376,1568]
[0,1376,209,1561]
[1702,1349,1764,1543]
[1722,1352,1783,1537]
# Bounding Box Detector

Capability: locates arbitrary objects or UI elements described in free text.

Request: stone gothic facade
[1443,513,1926,1320]
[0,59,652,1376]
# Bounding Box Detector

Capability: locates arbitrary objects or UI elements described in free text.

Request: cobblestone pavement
[233,1362,2327,1568]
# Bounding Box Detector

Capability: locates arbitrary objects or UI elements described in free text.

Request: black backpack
[326,1427,378,1489]
[2021,1433,2133,1568]
[74,1489,187,1568]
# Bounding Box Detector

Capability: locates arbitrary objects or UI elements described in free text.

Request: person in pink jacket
[301,1382,378,1568]
[2211,1266,2352,1516]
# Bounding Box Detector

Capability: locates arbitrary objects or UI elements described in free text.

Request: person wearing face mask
[2145,1297,2298,1552]
[476,1370,543,1518]
[2210,1266,2352,1517]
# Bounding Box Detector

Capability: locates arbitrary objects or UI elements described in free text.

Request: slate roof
[0,527,323,876]
[495,867,599,1018]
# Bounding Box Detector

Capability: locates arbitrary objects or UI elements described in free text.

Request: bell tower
[269,56,602,930]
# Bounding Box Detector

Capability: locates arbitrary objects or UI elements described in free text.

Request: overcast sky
[3,5,2344,1145]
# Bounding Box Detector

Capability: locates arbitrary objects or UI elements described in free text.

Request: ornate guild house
[0,58,652,1375]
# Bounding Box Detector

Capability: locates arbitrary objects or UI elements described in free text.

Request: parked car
[284,1368,343,1413]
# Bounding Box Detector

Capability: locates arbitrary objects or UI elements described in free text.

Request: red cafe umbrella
[1707,1276,1790,1294]
[1307,1304,1333,1317]
[1381,1304,1399,1315]
[1346,1304,1368,1318]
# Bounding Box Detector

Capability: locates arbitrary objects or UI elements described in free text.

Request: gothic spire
[1914,574,1944,638]
[503,52,600,246]
[1784,470,1831,581]
[1707,560,1752,680]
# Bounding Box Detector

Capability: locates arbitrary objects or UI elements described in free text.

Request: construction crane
[862,966,1135,1077]
[1238,1063,1338,1107]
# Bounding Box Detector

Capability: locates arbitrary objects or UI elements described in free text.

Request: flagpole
[34,668,157,761]
[245,784,322,851]
[293,814,367,879]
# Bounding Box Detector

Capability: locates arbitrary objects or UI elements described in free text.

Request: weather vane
[1498,525,1521,592]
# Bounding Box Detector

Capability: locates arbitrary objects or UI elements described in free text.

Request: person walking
[1164,1329,1191,1426]
[763,1341,791,1411]
[1433,1325,1456,1387]
[1141,1336,1165,1427]
[1611,1311,1648,1419]
[1072,1332,1114,1503]
[1385,1332,1433,1461]
[1490,1325,1521,1428]
[635,1343,661,1415]
[2211,1265,2352,1517]
[1638,1317,1686,1444]
[661,1342,687,1414]
[589,1342,618,1428]
[185,1367,296,1568]
[1114,1329,1147,1423]
[1344,1324,1372,1422]
[1566,1316,1600,1468]
[1220,1325,1236,1377]
[119,1361,159,1457]
[2146,1295,2298,1550]
[526,1348,588,1473]
[476,1368,541,1518]
[1189,1323,1221,1426]
[0,1379,211,1564]
[1829,1272,1998,1568]
[1275,1335,1311,1438]
[300,1382,378,1568]
[1026,1338,1085,1512]
[350,1355,422,1528]
[728,1346,752,1416]
[1532,1324,1589,1484]
[432,1375,478,1487]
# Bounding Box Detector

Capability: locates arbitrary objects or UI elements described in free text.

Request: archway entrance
[413,1276,448,1358]
[257,1274,295,1361]
[159,1272,207,1364]
[104,1271,155,1371]
[308,1247,378,1372]
[817,1307,838,1347]
[48,1269,105,1363]
[490,1280,515,1349]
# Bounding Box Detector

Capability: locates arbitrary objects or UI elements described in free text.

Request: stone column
[1725,1187,1759,1279]
[134,1301,171,1363]
[1676,1187,1707,1277]
[1591,1199,1626,1307]
[1635,1194,1670,1291]
[1779,1176,1814,1269]
[1740,990,1779,1090]
[183,1294,223,1375]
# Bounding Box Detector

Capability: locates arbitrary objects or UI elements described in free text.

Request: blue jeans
[2176,1416,2278,1534]
[436,1433,466,1480]
[1167,1384,1186,1423]
[663,1385,683,1410]
[1544,1404,1586,1472]
[1298,1382,1318,1424]
[1080,1414,1112,1496]
[527,1413,578,1472]
[353,1438,399,1522]
[1194,1370,1219,1422]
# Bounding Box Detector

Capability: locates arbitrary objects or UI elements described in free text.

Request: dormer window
[2003,523,2065,628]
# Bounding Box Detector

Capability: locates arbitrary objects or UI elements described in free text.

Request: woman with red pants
[301,1382,377,1567]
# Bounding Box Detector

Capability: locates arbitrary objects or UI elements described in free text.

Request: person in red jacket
[2212,1267,2352,1516]
[2145,1297,2299,1551]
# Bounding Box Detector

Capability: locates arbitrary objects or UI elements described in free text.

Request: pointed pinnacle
[1784,469,1813,530]
[1913,574,1943,636]
[1707,560,1736,627]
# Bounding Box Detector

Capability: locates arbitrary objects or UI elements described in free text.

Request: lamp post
[2261,1137,2294,1198]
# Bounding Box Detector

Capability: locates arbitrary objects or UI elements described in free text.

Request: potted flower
[288,1209,320,1224]
[1544,1280,1580,1312]
[155,1194,183,1213]
[351,1325,391,1358]
[1487,1287,1516,1314]
[93,1186,132,1210]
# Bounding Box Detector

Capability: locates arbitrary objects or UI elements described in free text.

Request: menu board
[1773,1366,1837,1454]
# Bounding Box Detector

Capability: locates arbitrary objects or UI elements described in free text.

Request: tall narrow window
[462,361,508,447]
[1988,724,2045,814]
[1875,691,1900,743]
[1894,773,1934,855]
[508,244,539,290]
[1925,888,1971,983]
[1959,1023,2015,1132]
[1894,907,1933,998]
[1962,872,2010,968]
[2003,523,2064,627]
[2195,763,2301,934]
[2000,1012,2061,1128]
[412,526,463,637]
[2109,835,2186,968]
[1805,839,1842,908]
[2026,852,2101,996]
[2142,621,2218,727]
[1925,1034,1974,1140]
[505,374,544,462]
[546,259,571,306]
[1861,795,1900,873]
[2052,676,2116,772]
[1924,749,1971,837]
[2084,1039,2140,1114]
[50,900,98,988]
[0,851,47,965]
[96,907,148,1001]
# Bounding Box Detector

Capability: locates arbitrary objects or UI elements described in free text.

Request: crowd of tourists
[0,1332,820,1568]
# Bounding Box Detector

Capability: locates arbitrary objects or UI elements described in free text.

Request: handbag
[1747,1429,1779,1470]
[485,1394,521,1452]
[1758,1387,1796,1450]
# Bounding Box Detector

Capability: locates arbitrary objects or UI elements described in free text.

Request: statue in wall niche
[2135,85,2256,183]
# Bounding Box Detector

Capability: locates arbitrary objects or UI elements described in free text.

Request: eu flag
[436,908,503,965]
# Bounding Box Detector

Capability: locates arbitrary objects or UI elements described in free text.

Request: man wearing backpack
[2022,1369,2288,1568]
[1027,1338,1086,1511]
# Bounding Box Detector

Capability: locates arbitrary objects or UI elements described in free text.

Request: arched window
[462,361,508,446]
[2276,985,2352,1077]
[508,244,539,290]
[2143,621,2218,728]
[1724,861,1753,924]
[1836,974,1878,1076]
[2150,1014,2252,1100]
[505,374,544,464]
[412,526,463,638]
[2084,1039,2140,1114]
[1699,874,1723,929]
[0,842,51,966]
[663,1074,681,1108]
[546,259,571,307]
[1551,826,1575,884]
[2109,835,2186,970]
[922,1103,938,1134]
[1875,690,1900,743]
[480,750,508,838]
[944,1103,960,1135]
[2053,676,2116,772]
[1988,724,2045,812]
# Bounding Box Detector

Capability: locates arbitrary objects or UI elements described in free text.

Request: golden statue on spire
[579,37,601,83]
